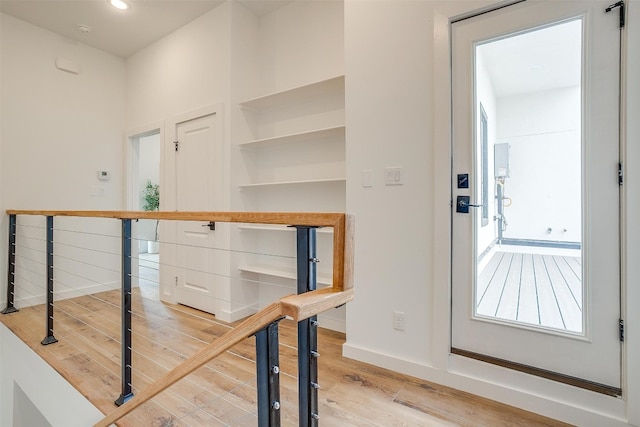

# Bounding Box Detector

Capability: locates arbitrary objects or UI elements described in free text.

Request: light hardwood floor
[0,289,571,427]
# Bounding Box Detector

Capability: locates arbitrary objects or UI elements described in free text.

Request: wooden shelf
[239,75,345,110]
[239,265,332,286]
[238,178,346,189]
[239,125,345,150]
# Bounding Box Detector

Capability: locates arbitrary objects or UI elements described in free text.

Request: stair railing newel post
[1,214,18,315]
[295,226,319,427]
[41,216,58,345]
[115,218,134,406]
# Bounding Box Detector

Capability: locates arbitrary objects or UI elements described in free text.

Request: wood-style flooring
[0,288,571,427]
[477,250,582,332]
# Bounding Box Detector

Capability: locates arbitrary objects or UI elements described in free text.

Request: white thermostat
[98,170,110,181]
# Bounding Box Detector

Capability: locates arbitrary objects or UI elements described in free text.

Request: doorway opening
[128,130,161,301]
[474,19,583,334]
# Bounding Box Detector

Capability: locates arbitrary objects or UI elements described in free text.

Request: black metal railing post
[115,218,134,406]
[256,320,282,427]
[41,216,58,345]
[296,226,319,427]
[2,214,18,315]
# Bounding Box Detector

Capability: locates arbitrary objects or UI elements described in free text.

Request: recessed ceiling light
[109,0,129,10]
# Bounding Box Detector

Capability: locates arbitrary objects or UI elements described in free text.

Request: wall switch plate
[385,167,404,185]
[393,311,405,331]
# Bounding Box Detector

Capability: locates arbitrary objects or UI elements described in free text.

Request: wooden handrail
[93,289,353,427]
[6,210,354,292]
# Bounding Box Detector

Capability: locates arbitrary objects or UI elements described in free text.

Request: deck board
[478,251,582,332]
[1,288,570,426]
[495,252,523,321]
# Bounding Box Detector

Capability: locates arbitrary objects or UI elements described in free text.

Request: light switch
[384,167,404,185]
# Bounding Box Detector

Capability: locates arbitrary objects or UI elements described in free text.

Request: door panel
[174,113,228,314]
[451,1,621,389]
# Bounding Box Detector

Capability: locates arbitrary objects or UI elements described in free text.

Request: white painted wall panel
[0,324,103,426]
[125,4,231,129]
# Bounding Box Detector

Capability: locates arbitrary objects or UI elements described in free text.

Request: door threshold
[451,347,621,397]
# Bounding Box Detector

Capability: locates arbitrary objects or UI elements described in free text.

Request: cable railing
[1,210,354,426]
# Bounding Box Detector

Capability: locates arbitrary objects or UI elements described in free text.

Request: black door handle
[201,221,216,231]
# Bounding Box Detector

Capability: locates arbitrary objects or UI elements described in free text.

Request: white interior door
[173,112,228,314]
[451,1,621,391]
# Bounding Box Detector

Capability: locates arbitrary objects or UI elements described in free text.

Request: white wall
[257,0,344,94]
[125,4,231,129]
[1,14,125,211]
[0,14,126,309]
[344,0,434,364]
[498,86,581,243]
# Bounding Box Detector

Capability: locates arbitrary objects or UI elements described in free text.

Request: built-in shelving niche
[234,75,346,332]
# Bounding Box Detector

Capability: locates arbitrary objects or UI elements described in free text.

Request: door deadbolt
[456,196,481,214]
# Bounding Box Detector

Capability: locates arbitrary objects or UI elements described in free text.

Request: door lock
[456,196,481,214]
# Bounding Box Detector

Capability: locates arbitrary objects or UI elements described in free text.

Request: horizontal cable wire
[53,240,121,258]
[53,252,121,275]
[14,254,47,268]
[11,216,320,424]
[14,243,46,255]
[52,297,245,424]
[52,227,122,239]
[13,234,47,244]
[15,222,45,228]
[43,287,264,423]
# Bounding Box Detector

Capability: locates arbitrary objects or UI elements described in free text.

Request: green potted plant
[141,179,160,253]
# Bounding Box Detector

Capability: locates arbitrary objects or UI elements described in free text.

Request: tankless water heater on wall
[494,143,510,178]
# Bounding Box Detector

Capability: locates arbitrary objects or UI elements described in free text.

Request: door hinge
[174,140,179,152]
[618,162,623,185]
[619,318,624,342]
[605,1,625,29]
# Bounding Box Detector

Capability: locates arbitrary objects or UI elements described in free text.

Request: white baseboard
[218,304,258,323]
[342,342,629,427]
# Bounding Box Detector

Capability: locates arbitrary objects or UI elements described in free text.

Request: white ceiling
[478,19,582,98]
[0,0,293,58]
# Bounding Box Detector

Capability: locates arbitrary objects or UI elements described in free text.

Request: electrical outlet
[393,311,405,331]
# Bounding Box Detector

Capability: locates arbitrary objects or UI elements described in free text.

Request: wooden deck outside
[0,287,571,427]
[477,249,582,333]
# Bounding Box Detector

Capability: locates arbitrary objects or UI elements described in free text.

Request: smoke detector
[77,24,93,34]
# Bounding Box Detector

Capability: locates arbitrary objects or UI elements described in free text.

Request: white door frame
[431,1,636,425]
[124,122,164,291]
